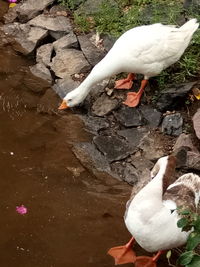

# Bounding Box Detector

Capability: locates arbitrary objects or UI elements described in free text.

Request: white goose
[108,155,200,267]
[59,19,199,110]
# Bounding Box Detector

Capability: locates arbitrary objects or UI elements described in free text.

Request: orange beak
[58,100,69,110]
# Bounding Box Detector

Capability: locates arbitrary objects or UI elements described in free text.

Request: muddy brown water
[0,2,172,267]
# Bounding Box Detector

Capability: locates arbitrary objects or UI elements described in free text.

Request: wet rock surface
[114,106,144,127]
[161,113,183,136]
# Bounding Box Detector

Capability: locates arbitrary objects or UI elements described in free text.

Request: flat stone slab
[53,33,78,51]
[4,0,55,23]
[192,108,200,139]
[72,142,112,174]
[186,151,200,171]
[138,131,166,161]
[173,133,199,153]
[93,135,131,162]
[139,105,162,127]
[92,94,119,117]
[30,63,52,84]
[28,14,72,33]
[161,113,183,136]
[50,49,91,78]
[156,82,196,111]
[77,34,105,66]
[36,43,53,67]
[3,23,48,55]
[78,115,109,134]
[118,127,149,149]
[52,76,80,98]
[114,106,144,127]
[111,162,138,185]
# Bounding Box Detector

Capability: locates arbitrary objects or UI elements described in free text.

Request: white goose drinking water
[108,155,200,267]
[59,19,199,110]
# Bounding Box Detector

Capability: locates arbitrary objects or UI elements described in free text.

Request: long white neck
[74,55,119,100]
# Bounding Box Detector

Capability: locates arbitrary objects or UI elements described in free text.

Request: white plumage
[125,156,200,253]
[60,19,199,108]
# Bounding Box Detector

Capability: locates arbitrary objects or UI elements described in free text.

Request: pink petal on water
[16,205,27,215]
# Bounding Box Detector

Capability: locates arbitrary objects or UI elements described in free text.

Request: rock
[118,127,149,150]
[22,71,50,93]
[28,14,72,34]
[93,135,131,162]
[101,33,116,52]
[3,23,48,55]
[114,106,144,127]
[161,113,183,136]
[30,63,52,84]
[92,94,119,116]
[139,105,162,127]
[37,89,60,114]
[78,115,109,134]
[4,5,18,24]
[192,108,200,139]
[156,82,196,111]
[53,33,79,51]
[138,132,166,161]
[52,76,80,98]
[15,0,55,22]
[86,79,109,100]
[72,142,116,177]
[36,43,53,67]
[50,49,91,78]
[173,133,199,153]
[77,34,105,66]
[111,162,138,185]
[186,151,200,171]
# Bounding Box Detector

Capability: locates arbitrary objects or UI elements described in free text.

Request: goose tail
[180,18,199,35]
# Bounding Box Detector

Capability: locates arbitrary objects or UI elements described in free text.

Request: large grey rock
[93,135,131,162]
[138,132,166,161]
[36,43,53,67]
[161,113,183,136]
[139,105,162,128]
[111,162,139,185]
[28,14,72,33]
[77,34,105,66]
[156,82,196,111]
[52,76,80,98]
[53,33,79,51]
[114,106,144,127]
[50,49,91,78]
[186,151,200,171]
[118,127,149,149]
[3,23,48,55]
[16,0,55,22]
[173,133,199,153]
[72,142,118,178]
[192,108,200,139]
[78,115,109,134]
[4,0,55,23]
[92,94,119,116]
[30,63,52,84]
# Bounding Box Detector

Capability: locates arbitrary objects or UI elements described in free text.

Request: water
[0,2,171,267]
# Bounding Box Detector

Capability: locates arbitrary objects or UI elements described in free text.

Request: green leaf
[186,255,200,267]
[177,218,189,229]
[180,209,191,216]
[166,250,172,259]
[193,217,200,232]
[178,251,194,265]
[186,233,200,250]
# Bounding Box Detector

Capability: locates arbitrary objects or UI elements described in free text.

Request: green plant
[175,208,200,266]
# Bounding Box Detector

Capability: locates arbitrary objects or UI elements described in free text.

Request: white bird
[59,19,199,110]
[108,155,200,267]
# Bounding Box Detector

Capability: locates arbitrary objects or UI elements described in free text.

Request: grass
[57,0,200,88]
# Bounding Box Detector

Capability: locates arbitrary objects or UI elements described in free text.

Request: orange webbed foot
[115,73,135,90]
[123,92,141,107]
[108,237,136,265]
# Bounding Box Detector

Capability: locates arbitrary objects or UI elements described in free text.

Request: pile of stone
[2,0,200,185]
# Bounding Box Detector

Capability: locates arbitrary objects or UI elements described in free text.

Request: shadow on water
[0,2,174,266]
